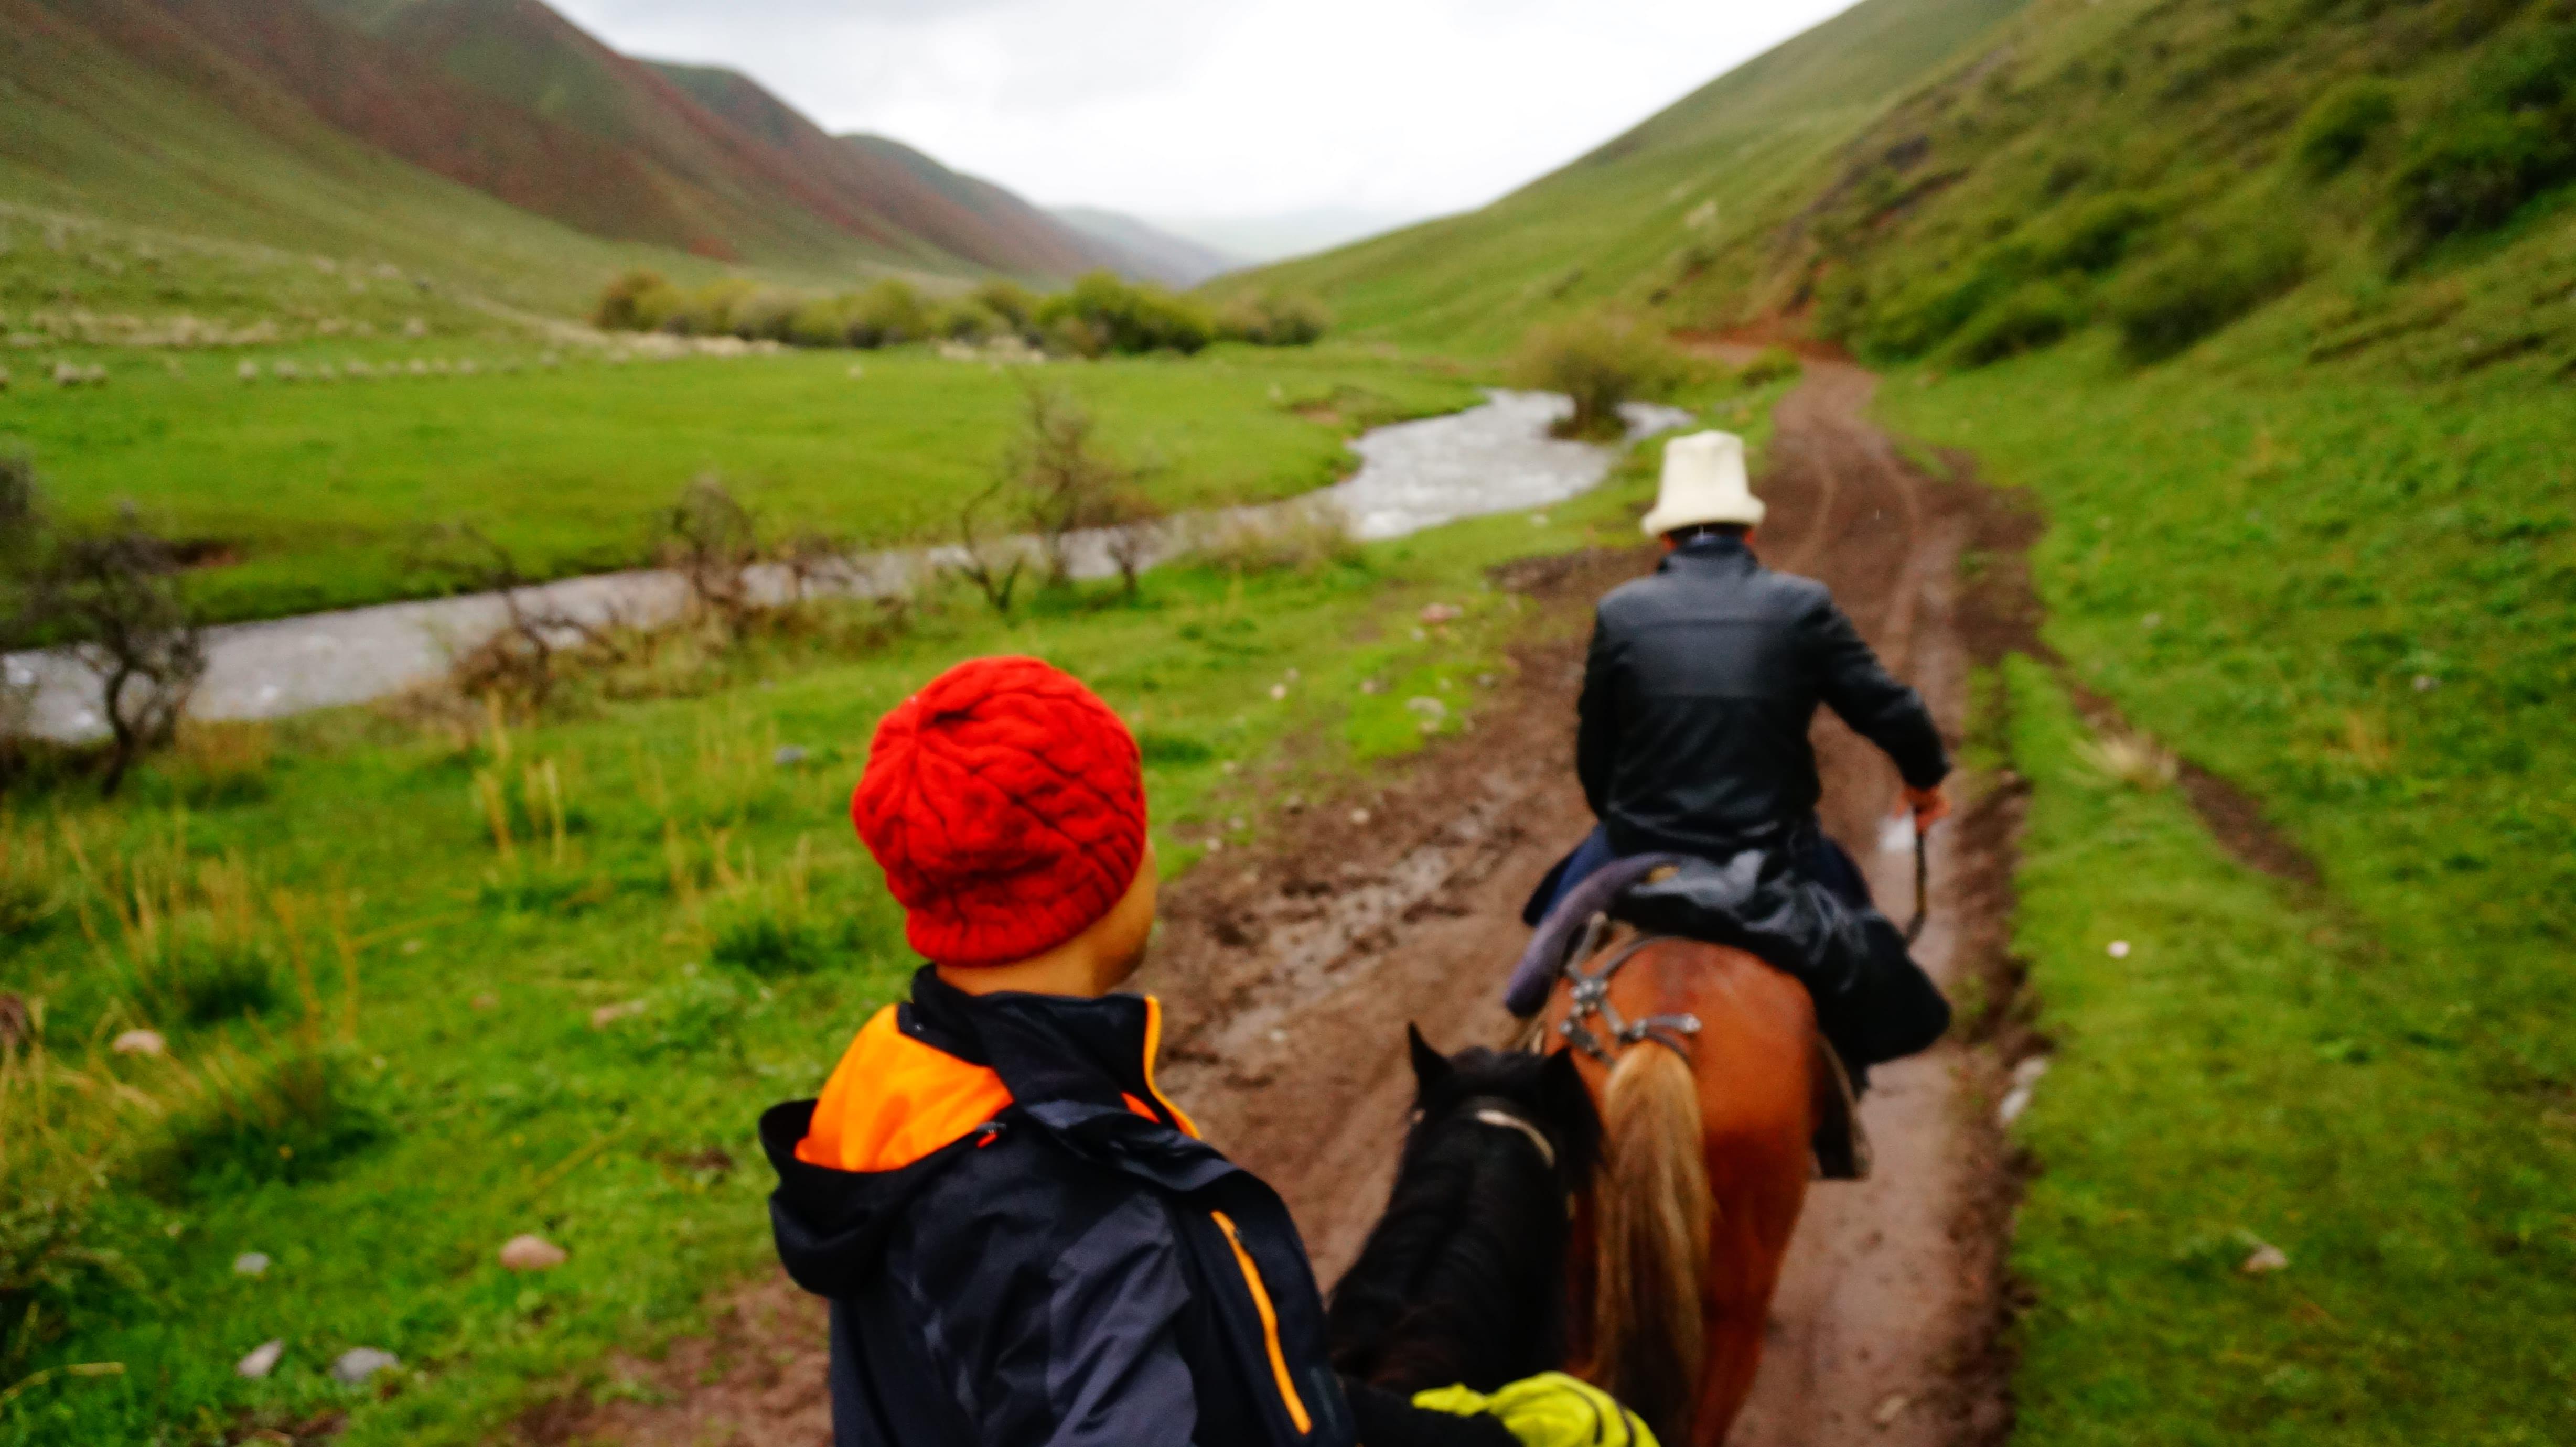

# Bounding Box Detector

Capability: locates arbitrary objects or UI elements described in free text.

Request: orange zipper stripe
[1141,996,1201,1139]
[1210,1211,1312,1435]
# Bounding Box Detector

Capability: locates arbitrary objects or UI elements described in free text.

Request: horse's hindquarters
[1545,939,1818,1445]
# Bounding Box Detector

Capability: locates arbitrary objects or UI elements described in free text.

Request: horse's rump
[1546,937,1819,1445]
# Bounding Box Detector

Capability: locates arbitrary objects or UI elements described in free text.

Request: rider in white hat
[1521,429,1955,1115]
[1636,430,1765,536]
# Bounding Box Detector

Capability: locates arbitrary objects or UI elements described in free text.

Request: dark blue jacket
[762,968,1355,1447]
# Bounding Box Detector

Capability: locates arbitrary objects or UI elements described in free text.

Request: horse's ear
[1406,1023,1452,1095]
[1537,1047,1603,1180]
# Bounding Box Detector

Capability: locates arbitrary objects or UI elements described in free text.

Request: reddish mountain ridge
[9,0,1165,282]
[649,59,1126,277]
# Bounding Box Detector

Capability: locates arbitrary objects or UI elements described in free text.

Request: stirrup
[1810,1038,1873,1182]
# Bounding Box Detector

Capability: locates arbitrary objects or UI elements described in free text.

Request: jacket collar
[901,967,1235,1193]
[1658,533,1758,575]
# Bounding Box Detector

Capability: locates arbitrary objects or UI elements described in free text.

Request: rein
[1555,923,1704,1065]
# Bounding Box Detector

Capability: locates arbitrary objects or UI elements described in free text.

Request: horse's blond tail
[1592,1042,1711,1445]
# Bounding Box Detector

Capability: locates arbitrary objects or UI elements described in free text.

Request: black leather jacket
[1576,536,1949,857]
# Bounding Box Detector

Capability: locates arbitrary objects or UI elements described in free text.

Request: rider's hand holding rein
[1899,783,1950,829]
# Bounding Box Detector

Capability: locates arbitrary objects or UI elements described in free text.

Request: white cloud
[553,0,1860,223]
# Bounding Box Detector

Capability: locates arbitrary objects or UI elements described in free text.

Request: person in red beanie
[762,656,1528,1447]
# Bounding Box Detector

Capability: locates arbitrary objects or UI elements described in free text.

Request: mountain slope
[1217,0,2031,350]
[0,0,1142,312]
[328,0,943,268]
[0,0,697,313]
[1051,206,1242,286]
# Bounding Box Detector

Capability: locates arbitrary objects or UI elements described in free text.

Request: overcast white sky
[551,0,1859,233]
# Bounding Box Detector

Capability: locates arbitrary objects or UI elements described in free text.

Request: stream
[5,390,1692,740]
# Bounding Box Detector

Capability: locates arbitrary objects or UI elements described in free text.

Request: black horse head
[1324,1024,1603,1394]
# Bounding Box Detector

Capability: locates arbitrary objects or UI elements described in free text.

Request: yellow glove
[1411,1372,1661,1447]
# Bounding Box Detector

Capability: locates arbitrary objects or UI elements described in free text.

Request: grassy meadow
[0,362,1762,1443]
[0,341,1482,623]
[1892,311,2575,1437]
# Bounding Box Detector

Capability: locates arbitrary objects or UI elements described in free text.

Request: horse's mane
[1325,1039,1601,1394]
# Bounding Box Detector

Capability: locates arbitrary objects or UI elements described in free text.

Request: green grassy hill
[1215,0,2031,351]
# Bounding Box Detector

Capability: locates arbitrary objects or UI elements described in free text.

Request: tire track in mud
[529,362,2033,1447]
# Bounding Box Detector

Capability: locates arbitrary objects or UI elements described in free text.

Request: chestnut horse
[1541,935,1827,1445]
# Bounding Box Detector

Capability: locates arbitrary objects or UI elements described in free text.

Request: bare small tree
[403,523,635,706]
[659,477,762,635]
[1008,382,1145,588]
[948,474,1031,617]
[1,452,48,782]
[1097,484,1167,600]
[33,511,206,795]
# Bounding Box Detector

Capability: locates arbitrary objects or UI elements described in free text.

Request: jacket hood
[763,967,1233,1297]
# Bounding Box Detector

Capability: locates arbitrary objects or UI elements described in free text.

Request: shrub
[1856,248,2033,359]
[592,269,681,331]
[1947,280,2089,366]
[844,279,931,348]
[1508,312,1684,438]
[2110,224,2310,361]
[2037,192,2162,273]
[1035,272,1215,356]
[2294,80,2400,179]
[1733,345,1804,387]
[933,298,1008,342]
[1218,291,1333,346]
[664,278,758,337]
[726,288,801,343]
[970,279,1040,333]
[2387,25,2576,249]
[786,296,852,349]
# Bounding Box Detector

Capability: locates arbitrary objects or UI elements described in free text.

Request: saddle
[1509,854,1893,1181]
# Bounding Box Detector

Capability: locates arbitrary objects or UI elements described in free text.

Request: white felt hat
[1639,429,1763,536]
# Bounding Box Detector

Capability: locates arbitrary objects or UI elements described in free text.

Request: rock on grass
[498,1234,567,1272]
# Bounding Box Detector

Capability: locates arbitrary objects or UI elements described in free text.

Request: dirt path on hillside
[524,360,2032,1447]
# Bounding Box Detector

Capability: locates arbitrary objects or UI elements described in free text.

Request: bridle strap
[1557,923,1704,1065]
[1469,1107,1558,1171]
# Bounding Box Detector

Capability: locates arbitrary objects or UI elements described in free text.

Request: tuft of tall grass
[2074,726,2182,792]
[0,810,67,943]
[1185,501,1366,577]
[54,813,288,1029]
[131,1044,383,1201]
[146,720,276,807]
[1,1025,143,1375]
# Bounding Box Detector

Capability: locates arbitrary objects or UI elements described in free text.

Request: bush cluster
[2387,24,2576,252]
[1217,291,1334,347]
[594,269,1329,357]
[2294,79,2400,179]
[1508,312,1687,439]
[2109,223,2310,362]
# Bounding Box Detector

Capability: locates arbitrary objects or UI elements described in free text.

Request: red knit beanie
[851,656,1147,967]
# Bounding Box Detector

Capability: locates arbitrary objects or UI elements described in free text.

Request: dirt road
[533,360,2032,1447]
